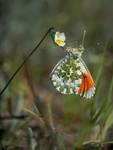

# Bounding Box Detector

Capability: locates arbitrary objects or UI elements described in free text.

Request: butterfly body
[50,31,95,99]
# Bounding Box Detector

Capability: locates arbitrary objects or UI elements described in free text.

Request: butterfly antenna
[82,30,86,47]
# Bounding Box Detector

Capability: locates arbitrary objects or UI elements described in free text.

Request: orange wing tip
[75,73,95,99]
[83,86,96,99]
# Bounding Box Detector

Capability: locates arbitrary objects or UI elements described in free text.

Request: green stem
[0,27,54,97]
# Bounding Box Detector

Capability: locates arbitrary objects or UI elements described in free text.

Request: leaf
[27,128,37,150]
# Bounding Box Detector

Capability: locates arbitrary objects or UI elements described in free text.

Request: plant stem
[0,27,54,97]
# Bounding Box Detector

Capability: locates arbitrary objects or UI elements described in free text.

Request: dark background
[0,0,113,149]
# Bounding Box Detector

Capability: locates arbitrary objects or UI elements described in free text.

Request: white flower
[54,32,66,47]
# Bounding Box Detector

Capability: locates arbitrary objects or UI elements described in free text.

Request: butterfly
[50,30,95,99]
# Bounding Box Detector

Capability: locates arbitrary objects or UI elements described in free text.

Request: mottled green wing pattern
[50,31,95,98]
[50,55,82,94]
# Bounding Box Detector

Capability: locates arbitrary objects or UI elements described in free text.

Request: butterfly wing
[76,58,95,98]
[50,55,95,98]
[50,55,83,95]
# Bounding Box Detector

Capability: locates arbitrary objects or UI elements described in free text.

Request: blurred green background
[0,0,113,149]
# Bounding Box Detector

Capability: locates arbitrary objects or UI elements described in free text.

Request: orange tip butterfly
[50,30,95,99]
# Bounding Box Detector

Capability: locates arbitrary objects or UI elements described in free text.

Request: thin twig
[0,27,54,97]
[0,115,28,120]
